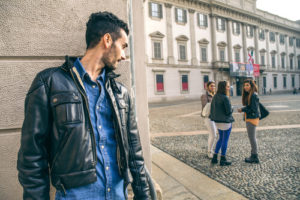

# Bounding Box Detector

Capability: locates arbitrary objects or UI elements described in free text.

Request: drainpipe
[128,0,137,114]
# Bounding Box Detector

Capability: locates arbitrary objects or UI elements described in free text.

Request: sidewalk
[151,145,247,200]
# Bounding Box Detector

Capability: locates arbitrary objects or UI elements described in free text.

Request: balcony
[213,61,230,70]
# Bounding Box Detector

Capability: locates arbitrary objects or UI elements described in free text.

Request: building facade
[144,0,300,102]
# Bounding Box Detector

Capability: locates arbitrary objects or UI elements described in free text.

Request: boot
[211,154,218,164]
[245,154,259,163]
[220,156,231,166]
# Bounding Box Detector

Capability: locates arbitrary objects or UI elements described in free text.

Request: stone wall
[0,0,150,199]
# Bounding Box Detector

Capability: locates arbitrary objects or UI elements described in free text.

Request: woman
[238,79,260,163]
[210,81,234,166]
[201,81,217,159]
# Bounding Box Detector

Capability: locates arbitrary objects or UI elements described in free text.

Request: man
[17,11,151,200]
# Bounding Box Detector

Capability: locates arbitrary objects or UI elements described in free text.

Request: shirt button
[96,106,100,110]
[101,145,104,149]
[98,125,101,129]
[92,85,96,88]
[107,188,111,192]
[106,166,109,170]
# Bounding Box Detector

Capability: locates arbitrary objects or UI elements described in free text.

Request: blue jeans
[214,126,232,156]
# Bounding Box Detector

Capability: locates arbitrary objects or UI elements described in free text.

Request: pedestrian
[17,11,152,199]
[238,79,260,164]
[201,81,217,159]
[210,81,234,166]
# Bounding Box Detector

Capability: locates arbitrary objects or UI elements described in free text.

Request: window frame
[246,25,254,38]
[283,76,287,88]
[149,2,163,19]
[273,76,277,89]
[153,71,165,94]
[175,7,187,24]
[152,40,163,60]
[279,34,285,45]
[217,18,225,31]
[232,21,240,35]
[197,13,208,28]
[289,37,294,46]
[178,42,187,61]
[179,71,190,93]
[269,32,275,42]
[259,29,265,40]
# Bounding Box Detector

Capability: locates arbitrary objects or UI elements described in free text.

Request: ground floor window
[181,74,189,92]
[155,73,164,93]
[203,75,209,89]
[292,76,295,88]
[283,76,287,88]
[273,76,277,88]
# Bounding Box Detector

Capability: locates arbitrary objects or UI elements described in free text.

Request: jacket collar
[61,55,122,94]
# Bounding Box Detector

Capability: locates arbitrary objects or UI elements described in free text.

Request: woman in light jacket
[238,79,260,163]
[210,81,234,166]
[201,81,217,159]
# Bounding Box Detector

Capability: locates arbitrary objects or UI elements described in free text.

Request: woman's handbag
[259,102,269,120]
[201,102,211,117]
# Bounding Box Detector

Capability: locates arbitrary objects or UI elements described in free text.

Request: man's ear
[103,33,112,49]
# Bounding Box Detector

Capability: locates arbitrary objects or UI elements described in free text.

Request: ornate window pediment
[289,53,294,57]
[217,41,227,47]
[259,48,267,53]
[270,50,277,54]
[233,44,242,49]
[280,52,286,56]
[176,35,189,41]
[149,31,165,38]
[247,46,255,51]
[198,38,209,45]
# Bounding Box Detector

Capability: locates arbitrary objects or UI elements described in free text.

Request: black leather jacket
[210,93,235,123]
[242,92,260,119]
[17,56,150,200]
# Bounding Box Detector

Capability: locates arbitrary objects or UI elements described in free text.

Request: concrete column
[265,29,270,68]
[275,32,280,70]
[284,35,289,71]
[242,23,248,62]
[188,9,198,65]
[226,19,233,62]
[210,14,217,62]
[165,3,174,64]
[254,26,259,64]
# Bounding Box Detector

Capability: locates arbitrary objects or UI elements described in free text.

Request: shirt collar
[74,57,106,82]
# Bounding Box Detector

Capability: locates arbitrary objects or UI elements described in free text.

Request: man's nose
[121,50,126,60]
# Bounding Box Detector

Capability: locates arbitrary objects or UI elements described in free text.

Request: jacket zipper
[69,69,97,166]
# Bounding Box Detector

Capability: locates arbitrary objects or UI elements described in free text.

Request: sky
[256,0,300,21]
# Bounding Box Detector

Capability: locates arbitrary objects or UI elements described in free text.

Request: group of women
[201,79,260,166]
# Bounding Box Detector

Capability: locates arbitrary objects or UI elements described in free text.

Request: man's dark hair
[217,81,229,96]
[85,11,129,49]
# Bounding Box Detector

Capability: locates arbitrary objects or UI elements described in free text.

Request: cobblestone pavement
[149,94,300,200]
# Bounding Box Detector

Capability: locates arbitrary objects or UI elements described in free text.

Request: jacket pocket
[117,99,128,126]
[51,92,82,125]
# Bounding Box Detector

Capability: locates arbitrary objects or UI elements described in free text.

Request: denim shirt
[55,58,125,200]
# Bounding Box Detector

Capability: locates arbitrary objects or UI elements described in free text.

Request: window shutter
[216,18,219,30]
[204,15,208,27]
[175,8,178,22]
[183,9,187,23]
[159,4,163,18]
[197,13,200,26]
[149,2,152,17]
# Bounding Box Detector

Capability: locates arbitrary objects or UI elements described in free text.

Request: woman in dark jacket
[238,79,260,163]
[210,81,234,166]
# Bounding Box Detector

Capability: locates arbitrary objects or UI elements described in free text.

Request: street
[150,94,300,200]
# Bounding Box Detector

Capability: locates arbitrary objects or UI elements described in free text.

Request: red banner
[253,64,260,77]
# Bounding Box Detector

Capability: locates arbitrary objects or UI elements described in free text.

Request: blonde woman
[201,81,217,158]
[238,79,260,163]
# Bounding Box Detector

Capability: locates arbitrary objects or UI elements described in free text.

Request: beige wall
[0,0,150,199]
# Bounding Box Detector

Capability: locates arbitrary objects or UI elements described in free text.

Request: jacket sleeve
[126,94,150,200]
[17,73,51,200]
[201,94,208,110]
[241,94,258,114]
[223,96,233,116]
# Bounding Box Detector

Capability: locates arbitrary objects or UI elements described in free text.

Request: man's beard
[102,45,117,70]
